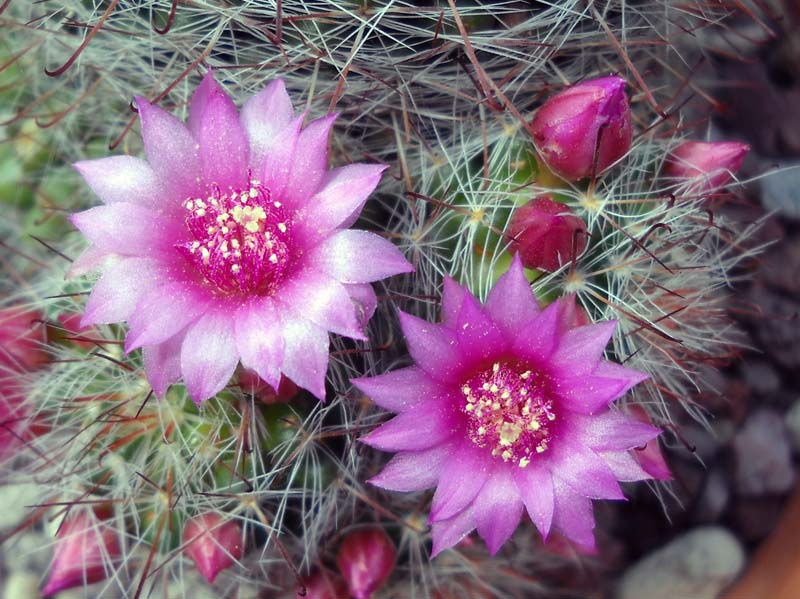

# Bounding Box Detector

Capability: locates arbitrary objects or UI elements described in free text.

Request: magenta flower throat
[70,72,413,403]
[354,255,664,556]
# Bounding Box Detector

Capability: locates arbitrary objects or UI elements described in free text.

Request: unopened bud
[665,140,749,192]
[183,513,243,584]
[336,528,396,599]
[0,307,48,372]
[296,570,347,599]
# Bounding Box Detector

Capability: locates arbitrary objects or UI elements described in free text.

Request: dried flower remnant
[508,196,588,272]
[665,140,750,192]
[336,528,397,599]
[530,76,632,181]
[70,72,412,403]
[42,512,121,596]
[354,256,663,556]
[183,513,243,584]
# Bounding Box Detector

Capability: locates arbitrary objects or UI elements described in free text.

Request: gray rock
[761,163,800,222]
[734,409,795,496]
[0,484,42,531]
[695,468,730,523]
[748,286,800,369]
[741,359,781,395]
[785,400,800,452]
[615,527,745,599]
[2,571,41,599]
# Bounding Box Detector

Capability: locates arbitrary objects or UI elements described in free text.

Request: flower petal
[74,157,166,210]
[430,507,475,558]
[308,230,413,284]
[592,361,649,395]
[181,311,239,404]
[441,277,468,328]
[454,291,507,364]
[282,114,337,210]
[484,253,539,332]
[514,464,555,539]
[547,439,624,500]
[360,402,454,452]
[67,245,111,277]
[275,268,365,340]
[344,283,377,332]
[235,299,283,391]
[81,257,161,326]
[262,113,304,198]
[551,479,596,552]
[280,318,329,400]
[240,78,294,170]
[188,72,248,189]
[510,299,561,363]
[430,441,490,522]
[298,163,386,236]
[143,331,186,397]
[136,97,202,199]
[557,375,629,414]
[368,442,453,492]
[597,450,653,482]
[550,321,617,375]
[568,411,661,451]
[70,203,181,256]
[352,366,444,413]
[473,468,524,555]
[398,312,461,383]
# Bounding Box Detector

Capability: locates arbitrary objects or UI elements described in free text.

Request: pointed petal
[441,277,468,328]
[514,465,554,539]
[70,203,181,256]
[368,442,453,492]
[557,375,630,414]
[593,361,649,395]
[143,331,186,397]
[74,157,166,210]
[398,312,461,383]
[275,268,365,340]
[125,283,210,351]
[597,450,653,482]
[510,299,561,362]
[430,507,475,558]
[181,310,239,404]
[568,411,661,451]
[262,113,304,198]
[548,439,624,500]
[430,441,490,521]
[485,253,539,332]
[474,468,524,555]
[188,72,248,189]
[344,283,377,331]
[309,230,413,284]
[454,292,507,364]
[551,479,596,552]
[67,245,111,277]
[240,78,294,169]
[282,114,337,210]
[235,299,283,391]
[281,318,329,400]
[550,321,617,375]
[299,163,386,237]
[360,402,455,452]
[136,97,201,198]
[81,257,160,325]
[352,366,444,413]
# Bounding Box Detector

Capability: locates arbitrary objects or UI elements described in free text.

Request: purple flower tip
[71,72,412,404]
[357,261,659,556]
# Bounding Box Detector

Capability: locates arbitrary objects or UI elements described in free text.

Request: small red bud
[296,570,348,599]
[530,76,632,181]
[183,513,243,584]
[0,307,48,371]
[239,370,299,404]
[336,528,396,599]
[664,140,749,192]
[508,197,587,272]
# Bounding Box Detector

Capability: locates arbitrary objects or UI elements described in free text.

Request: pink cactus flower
[665,140,749,192]
[530,76,632,181]
[336,528,396,599]
[508,196,587,272]
[183,513,243,584]
[42,512,121,596]
[70,72,412,404]
[354,256,662,556]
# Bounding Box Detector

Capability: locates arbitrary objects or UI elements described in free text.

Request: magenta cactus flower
[183,513,243,584]
[664,140,749,192]
[354,256,663,556]
[336,528,396,599]
[70,72,412,403]
[530,76,632,181]
[507,196,587,272]
[42,512,121,596]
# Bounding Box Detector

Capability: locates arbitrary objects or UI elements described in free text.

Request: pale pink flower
[70,72,412,403]
[354,256,662,556]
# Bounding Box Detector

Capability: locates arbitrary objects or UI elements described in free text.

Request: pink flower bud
[296,570,347,599]
[336,528,396,599]
[665,140,749,192]
[183,513,243,584]
[530,76,632,180]
[508,197,587,272]
[628,405,671,480]
[239,370,299,404]
[42,512,121,596]
[0,307,48,372]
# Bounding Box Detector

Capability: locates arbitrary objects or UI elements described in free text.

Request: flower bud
[665,140,749,192]
[239,370,299,404]
[628,405,670,480]
[336,528,396,599]
[0,307,48,371]
[183,513,243,584]
[508,196,587,272]
[530,76,632,180]
[42,512,121,596]
[296,570,347,599]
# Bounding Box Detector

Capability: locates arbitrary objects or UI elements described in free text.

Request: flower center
[176,177,291,295]
[460,361,556,468]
